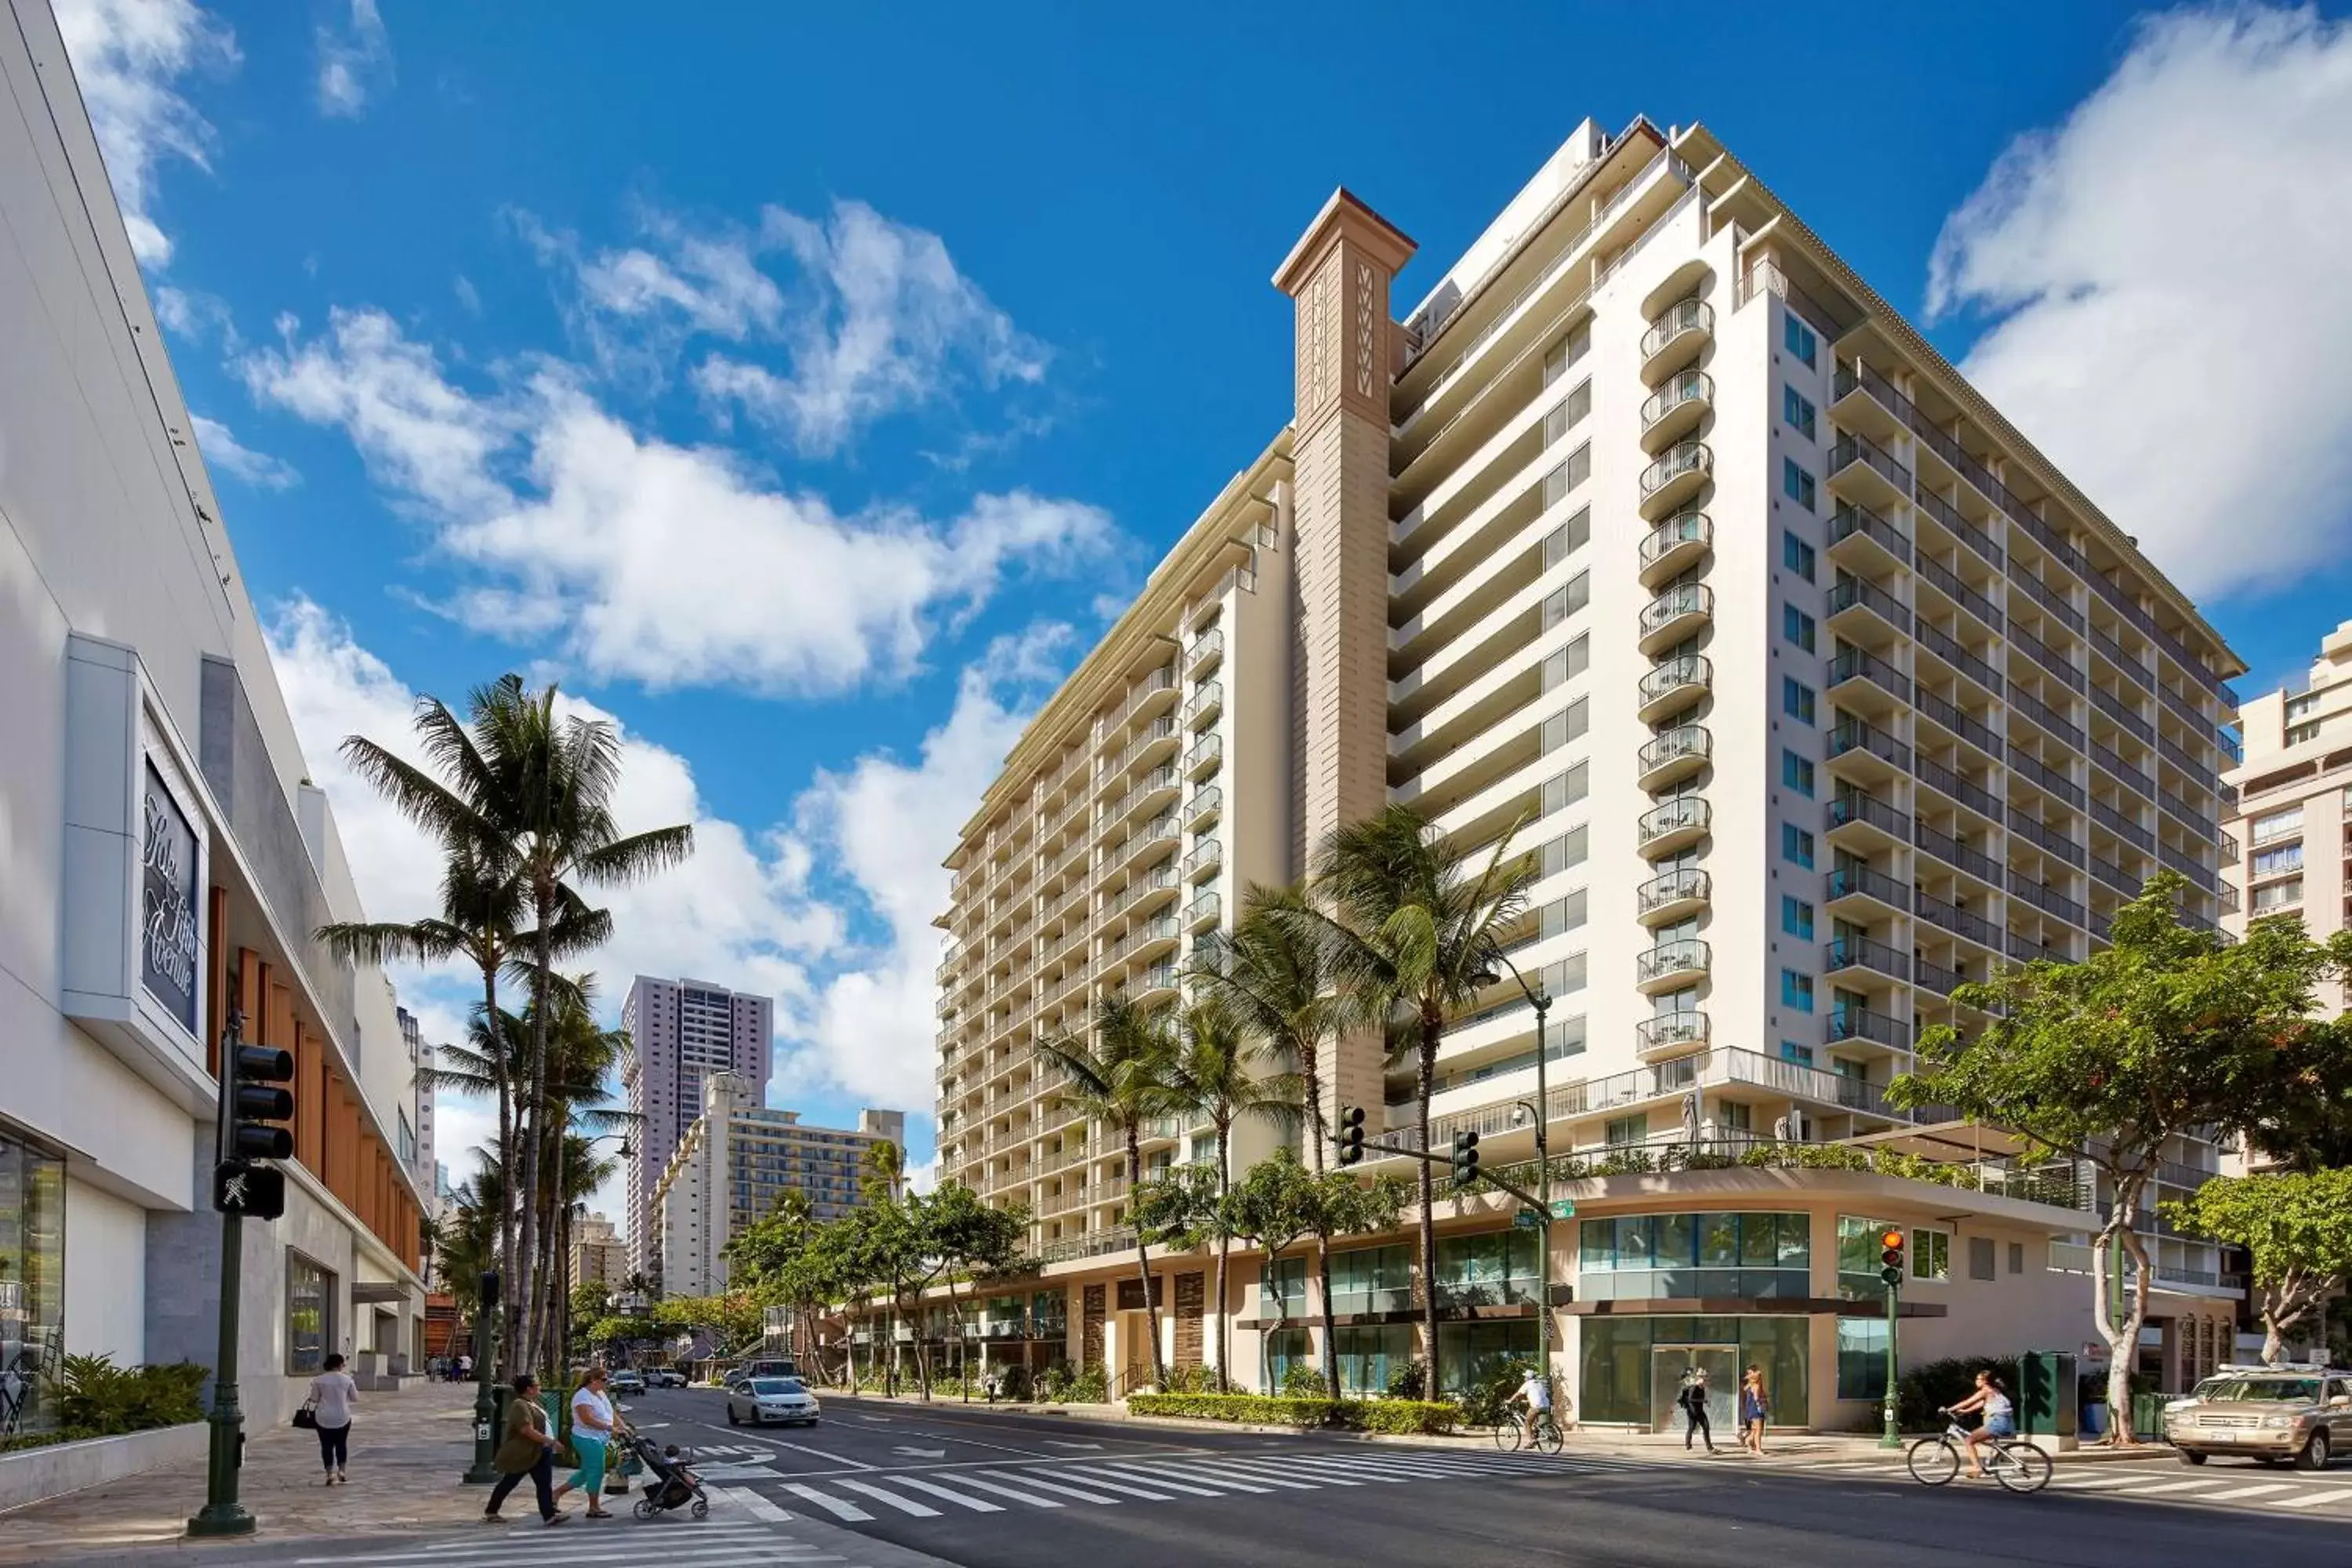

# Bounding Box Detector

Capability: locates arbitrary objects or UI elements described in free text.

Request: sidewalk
[831,1388,2176,1467]
[0,1381,505,1563]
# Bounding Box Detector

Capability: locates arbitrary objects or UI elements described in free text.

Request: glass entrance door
[1650,1344,1738,1433]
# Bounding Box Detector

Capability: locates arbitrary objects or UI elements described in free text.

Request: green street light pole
[1484,955,1553,1387]
[463,1270,501,1485]
[188,1011,254,1539]
[1881,1275,1902,1450]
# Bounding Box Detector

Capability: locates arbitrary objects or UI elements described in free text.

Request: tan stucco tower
[1274,189,1415,1117]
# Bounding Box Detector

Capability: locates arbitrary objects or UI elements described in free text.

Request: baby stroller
[626,1435,710,1520]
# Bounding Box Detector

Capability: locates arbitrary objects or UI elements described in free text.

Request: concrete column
[1273,189,1416,1120]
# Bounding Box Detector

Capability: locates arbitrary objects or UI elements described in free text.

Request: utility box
[2019,1351,2079,1450]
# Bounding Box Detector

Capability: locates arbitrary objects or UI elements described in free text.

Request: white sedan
[726,1376,821,1427]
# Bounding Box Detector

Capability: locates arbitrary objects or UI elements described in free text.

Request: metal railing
[1638,655,1711,709]
[2009,744,2085,808]
[1911,482,2004,570]
[1639,511,1712,573]
[1638,441,1713,500]
[1638,724,1711,777]
[1636,866,1710,915]
[1825,936,1911,982]
[1641,582,1714,637]
[1915,819,2000,884]
[2009,563,2085,634]
[2006,615,2085,694]
[1639,296,1716,363]
[1637,938,1711,985]
[1640,370,1714,431]
[1915,686,2001,760]
[1915,552,1999,631]
[1916,887,2000,948]
[2009,683,2085,753]
[2009,870,2086,927]
[1828,575,1911,633]
[1827,861,1908,908]
[1633,1011,1709,1053]
[1829,647,1911,703]
[1828,501,1911,564]
[1918,619,2002,695]
[2089,740,2155,801]
[2006,806,2086,869]
[1828,430,1913,495]
[2089,796,2155,855]
[1828,789,1911,840]
[1827,1006,1910,1047]
[2089,621,2154,691]
[1828,717,1911,771]
[1637,796,1711,849]
[2089,682,2154,743]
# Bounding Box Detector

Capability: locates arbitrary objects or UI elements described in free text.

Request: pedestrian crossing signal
[211,1159,285,1220]
[1337,1105,1367,1167]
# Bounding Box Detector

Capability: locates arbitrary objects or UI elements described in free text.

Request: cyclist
[1506,1365,1555,1444]
[1942,1370,2016,1479]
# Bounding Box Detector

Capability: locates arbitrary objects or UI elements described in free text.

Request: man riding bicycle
[1506,1366,1555,1443]
[1942,1370,2016,1479]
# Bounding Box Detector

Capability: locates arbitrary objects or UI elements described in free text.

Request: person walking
[308,1353,358,1485]
[484,1374,569,1526]
[1676,1367,1715,1454]
[554,1366,626,1520]
[1737,1365,1769,1456]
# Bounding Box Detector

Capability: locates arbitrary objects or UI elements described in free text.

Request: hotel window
[1603,1114,1648,1149]
[1784,314,1817,368]
[2252,877,2303,912]
[1782,750,1815,797]
[1782,457,1817,512]
[1780,971,1814,1012]
[1781,896,1815,941]
[1783,607,1816,653]
[1782,678,1816,725]
[1783,387,1817,440]
[2251,843,2303,878]
[1541,323,1592,386]
[2249,807,2303,845]
[285,1252,335,1375]
[1542,380,1592,445]
[1782,824,1816,869]
[1783,531,1816,582]
[1911,1229,1951,1282]
[1969,1236,1997,1282]
[1780,1040,1814,1066]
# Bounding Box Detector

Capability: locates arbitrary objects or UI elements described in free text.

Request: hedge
[1127,1393,1458,1435]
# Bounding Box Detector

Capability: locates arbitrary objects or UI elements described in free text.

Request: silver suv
[2165,1365,2352,1469]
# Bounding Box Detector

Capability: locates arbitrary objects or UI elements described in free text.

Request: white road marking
[710,1485,793,1523]
[1046,1439,1105,1450]
[2271,1490,2352,1508]
[1119,1459,1274,1494]
[891,1446,949,1458]
[877,1472,1005,1512]
[1088,1461,1238,1496]
[832,1477,942,1516]
[2115,1479,2228,1494]
[2194,1483,2299,1502]
[985,1468,1125,1504]
[1033,1467,1174,1500]
[936,1473,1069,1508]
[785,1481,876,1520]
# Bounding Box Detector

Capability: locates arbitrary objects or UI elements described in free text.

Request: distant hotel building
[621,976,773,1280]
[569,1210,628,1294]
[652,1073,904,1298]
[398,1004,439,1216]
[931,114,2246,1414]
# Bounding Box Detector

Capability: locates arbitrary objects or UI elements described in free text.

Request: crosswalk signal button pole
[1337,1105,1366,1167]
[1450,1129,1480,1189]
[1878,1228,1904,1450]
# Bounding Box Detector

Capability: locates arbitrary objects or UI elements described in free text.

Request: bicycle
[1492,1407,1566,1454]
[1906,1409,2052,1493]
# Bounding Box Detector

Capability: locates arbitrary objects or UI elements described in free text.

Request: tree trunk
[1417,1010,1442,1395]
[1316,1232,1338,1399]
[1214,1124,1231,1387]
[2261,1319,2284,1367]
[1302,1039,1326,1174]
[515,877,556,1377]
[482,956,516,1377]
[1128,1127,1167,1392]
[2093,1178,2153,1445]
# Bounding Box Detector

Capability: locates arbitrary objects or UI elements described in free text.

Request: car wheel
[726,1404,739,1426]
[2178,1450,2206,1466]
[2296,1431,2330,1472]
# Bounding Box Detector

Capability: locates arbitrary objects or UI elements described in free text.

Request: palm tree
[1301,804,1534,1393]
[855,1142,909,1391]
[1192,886,1350,1168]
[1166,995,1299,1384]
[467,676,692,1368]
[1037,993,1183,1392]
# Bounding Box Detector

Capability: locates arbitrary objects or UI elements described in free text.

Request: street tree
[1221,1153,1314,1394]
[2165,1167,2352,1366]
[1298,804,1534,1392]
[1890,873,2352,1436]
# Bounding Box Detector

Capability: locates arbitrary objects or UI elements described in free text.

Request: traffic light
[478,1269,503,1316]
[1878,1226,1906,1287]
[1337,1105,1367,1167]
[1450,1129,1481,1189]
[227,1044,296,1160]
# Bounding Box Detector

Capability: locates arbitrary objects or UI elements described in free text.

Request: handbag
[292,1397,318,1431]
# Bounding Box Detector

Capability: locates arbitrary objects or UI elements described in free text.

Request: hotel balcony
[1638,511,1711,589]
[1639,298,1713,385]
[1635,938,1711,995]
[1636,654,1711,725]
[1638,581,1713,655]
[1635,866,1711,927]
[1636,796,1711,858]
[1638,441,1713,521]
[1633,1009,1710,1061]
[1636,724,1711,792]
[1638,370,1712,453]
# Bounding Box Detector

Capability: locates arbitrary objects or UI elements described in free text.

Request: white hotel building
[0,0,429,1443]
[928,116,2247,1422]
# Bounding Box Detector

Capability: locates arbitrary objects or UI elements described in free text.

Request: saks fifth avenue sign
[141,762,200,1033]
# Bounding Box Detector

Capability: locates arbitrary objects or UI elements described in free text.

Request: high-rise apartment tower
[622,976,773,1281]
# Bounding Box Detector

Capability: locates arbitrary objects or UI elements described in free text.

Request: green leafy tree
[924,1185,1031,1378]
[1038,993,1186,1391]
[1223,1149,1407,1396]
[1166,995,1300,1381]
[1192,887,1348,1165]
[1221,1154,1314,1395]
[2166,1168,2352,1366]
[1890,873,2352,1436]
[1297,804,1534,1392]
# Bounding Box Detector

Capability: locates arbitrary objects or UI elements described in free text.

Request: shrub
[1159,1364,1236,1394]
[1453,1366,1529,1428]
[1385,1359,1428,1402]
[1126,1393,1457,1435]
[1065,1365,1108,1403]
[995,1364,1033,1401]
[53,1355,205,1437]
[1279,1364,1329,1398]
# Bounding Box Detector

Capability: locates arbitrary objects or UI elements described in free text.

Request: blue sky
[60,0,2352,1214]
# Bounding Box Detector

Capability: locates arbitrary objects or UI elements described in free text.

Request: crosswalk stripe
[1123,1460,1276,1494]
[2115,1479,2223,1494]
[985,1468,1126,1504]
[710,1485,793,1522]
[1089,1461,1235,1496]
[1308,1452,1517,1479]
[832,1477,942,1516]
[882,1473,1006,1512]
[2196,1483,2299,1502]
[1025,1466,1173,1500]
[784,1482,874,1521]
[938,1473,1069,1508]
[2272,1490,2352,1508]
[1175,1458,1327,1490]
[1272,1454,1466,1483]
[296,1529,784,1565]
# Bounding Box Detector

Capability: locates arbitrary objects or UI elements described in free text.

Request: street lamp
[1474,954,1553,1389]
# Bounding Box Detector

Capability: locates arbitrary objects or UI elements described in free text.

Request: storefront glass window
[1264,1327,1310,1391]
[1577,1316,1809,1428]
[0,1134,67,1435]
[1434,1232,1540,1308]
[1577,1213,1810,1301]
[286,1252,335,1375]
[1331,1325,1414,1396]
[1436,1320,1538,1397]
[1327,1243,1411,1316]
[1836,1316,1889,1400]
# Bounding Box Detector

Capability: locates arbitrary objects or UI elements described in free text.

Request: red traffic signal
[1879,1227,1906,1269]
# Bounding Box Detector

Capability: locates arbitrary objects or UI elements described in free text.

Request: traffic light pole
[1880,1276,1902,1450]
[188,1013,254,1539]
[464,1272,501,1484]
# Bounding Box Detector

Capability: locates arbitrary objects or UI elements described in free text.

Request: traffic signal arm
[1338,1136,1548,1218]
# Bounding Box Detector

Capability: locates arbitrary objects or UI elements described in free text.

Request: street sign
[1512,1209,1542,1229]
[212,1160,285,1221]
[1548,1199,1577,1219]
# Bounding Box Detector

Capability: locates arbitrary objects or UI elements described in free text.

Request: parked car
[2167,1364,2351,1469]
[608,1369,646,1396]
[648,1368,687,1388]
[727,1376,821,1427]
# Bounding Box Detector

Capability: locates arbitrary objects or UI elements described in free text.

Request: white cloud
[780,624,1067,1109]
[240,308,1114,695]
[191,413,297,489]
[153,283,238,347]
[1928,4,2352,601]
[314,0,392,118]
[53,0,238,267]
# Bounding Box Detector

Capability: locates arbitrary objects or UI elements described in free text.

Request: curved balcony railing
[1634,1010,1710,1054]
[1639,441,1713,502]
[1636,796,1711,851]
[1639,298,1715,368]
[1636,866,1711,918]
[1637,655,1711,717]
[1639,582,1714,641]
[1637,938,1711,986]
[1638,724,1712,781]
[1639,512,1712,583]
[1639,371,1714,440]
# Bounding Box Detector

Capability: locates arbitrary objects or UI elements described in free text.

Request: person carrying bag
[483,1374,568,1526]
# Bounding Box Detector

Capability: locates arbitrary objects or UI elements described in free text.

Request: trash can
[2132,1391,2169,1441]
[2019,1352,2078,1447]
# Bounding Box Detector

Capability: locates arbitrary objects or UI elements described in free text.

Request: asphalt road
[59,1386,2352,1568]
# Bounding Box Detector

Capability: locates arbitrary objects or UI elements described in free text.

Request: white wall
[63,1178,149,1363]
